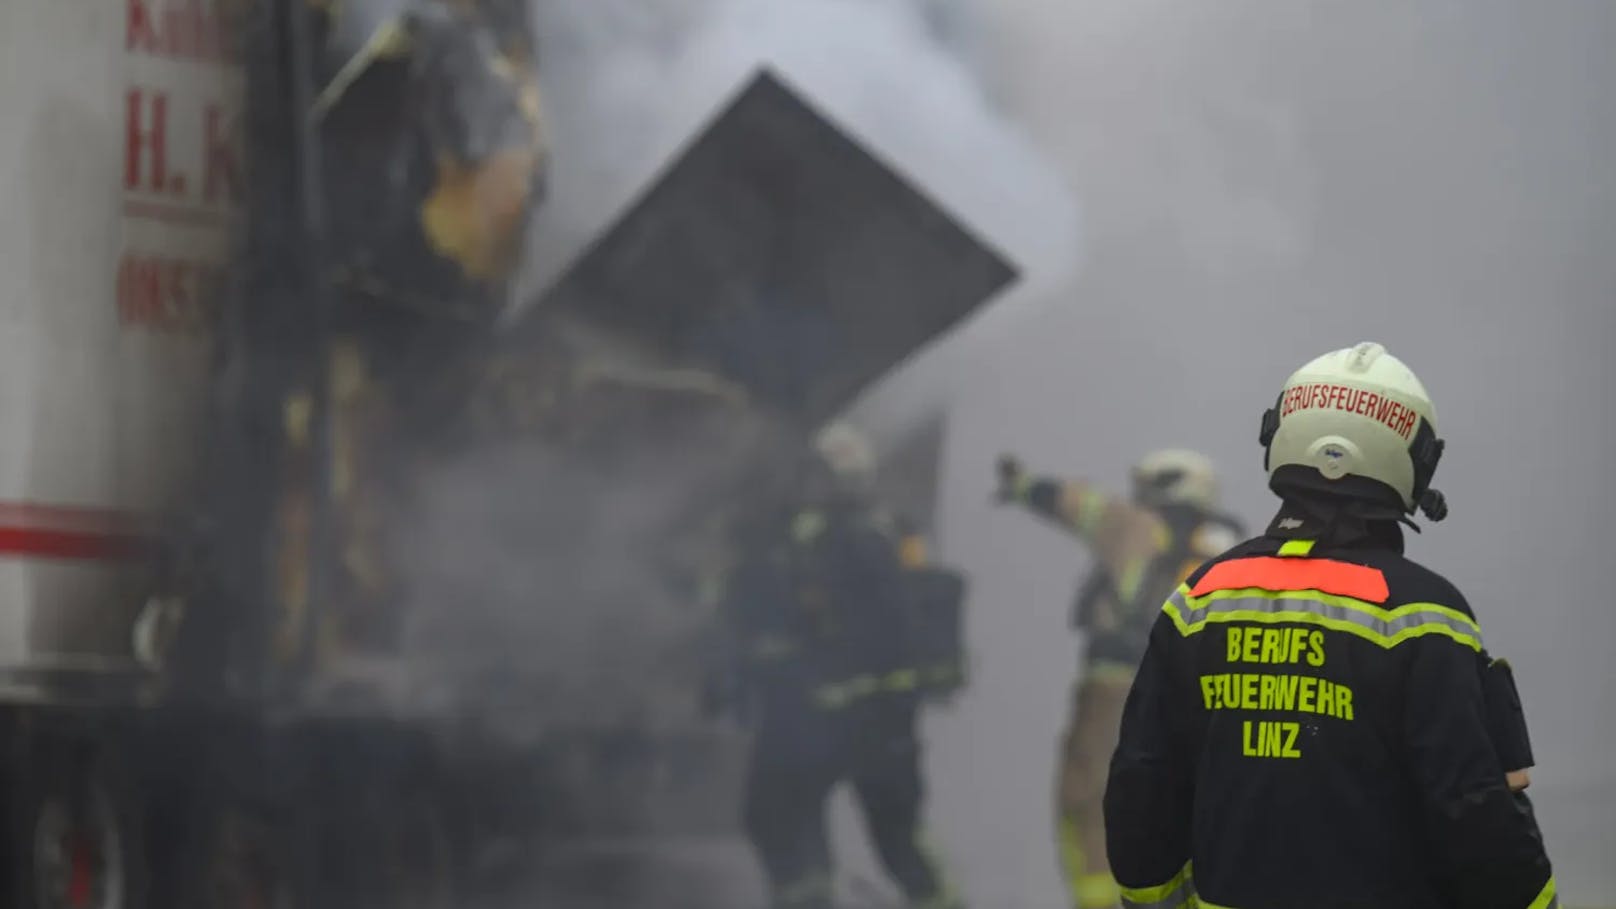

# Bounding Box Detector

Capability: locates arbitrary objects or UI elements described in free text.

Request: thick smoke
[384,1,1081,905]
[396,0,1083,756]
[525,0,1081,452]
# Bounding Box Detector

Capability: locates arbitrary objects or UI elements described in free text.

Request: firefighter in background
[716,422,965,909]
[995,449,1244,909]
[1104,342,1554,908]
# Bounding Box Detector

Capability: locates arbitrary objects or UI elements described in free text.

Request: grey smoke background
[906,1,1616,906]
[419,0,1613,905]
[522,0,1078,310]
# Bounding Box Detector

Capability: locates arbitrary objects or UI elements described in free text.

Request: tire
[10,748,148,909]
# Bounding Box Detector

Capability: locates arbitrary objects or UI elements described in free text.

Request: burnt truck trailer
[0,1,1017,906]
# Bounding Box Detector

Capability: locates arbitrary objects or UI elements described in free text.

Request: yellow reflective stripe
[1011,474,1036,501]
[1117,557,1151,603]
[1277,539,1316,557]
[774,872,833,906]
[911,831,965,909]
[813,667,938,708]
[1077,872,1123,908]
[1397,601,1480,633]
[748,635,798,661]
[1162,585,1482,651]
[791,510,827,543]
[847,675,881,696]
[1167,602,1482,652]
[886,668,921,691]
[1527,876,1558,909]
[1120,860,1195,909]
[811,678,868,709]
[1057,815,1085,892]
[1191,585,1480,634]
[1161,583,1195,636]
[1057,815,1124,907]
[1189,604,1480,646]
[1087,660,1139,683]
[1153,523,1174,550]
[1076,489,1107,535]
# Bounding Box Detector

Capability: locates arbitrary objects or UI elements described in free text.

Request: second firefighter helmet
[802,420,877,500]
[1259,341,1447,520]
[1132,449,1219,510]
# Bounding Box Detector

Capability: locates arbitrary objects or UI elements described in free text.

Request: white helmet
[1132,449,1219,510]
[812,421,877,490]
[1260,341,1447,520]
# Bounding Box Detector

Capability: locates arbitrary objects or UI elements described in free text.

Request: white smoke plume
[525,0,1082,452]
[389,2,1082,905]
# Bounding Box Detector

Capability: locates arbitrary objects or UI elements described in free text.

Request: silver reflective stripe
[1163,586,1483,651]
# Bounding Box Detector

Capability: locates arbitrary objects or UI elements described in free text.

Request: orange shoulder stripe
[1189,556,1390,604]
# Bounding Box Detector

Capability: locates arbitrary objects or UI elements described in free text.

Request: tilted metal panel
[529,68,1019,426]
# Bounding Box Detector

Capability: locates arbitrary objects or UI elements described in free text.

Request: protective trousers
[1056,667,1134,909]
[743,705,960,909]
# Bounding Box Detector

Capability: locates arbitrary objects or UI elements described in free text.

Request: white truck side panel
[0,0,240,675]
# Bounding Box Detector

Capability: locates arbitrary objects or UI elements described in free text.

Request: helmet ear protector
[1259,393,1282,472]
[1408,419,1447,521]
[1259,396,1449,522]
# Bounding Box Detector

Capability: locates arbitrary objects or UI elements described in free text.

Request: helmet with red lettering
[1259,342,1448,521]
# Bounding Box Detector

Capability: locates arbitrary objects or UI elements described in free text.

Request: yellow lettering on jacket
[1200,673,1356,721]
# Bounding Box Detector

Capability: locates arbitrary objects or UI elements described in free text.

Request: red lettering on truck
[125,89,180,196]
[117,254,221,334]
[202,103,243,206]
[127,0,240,65]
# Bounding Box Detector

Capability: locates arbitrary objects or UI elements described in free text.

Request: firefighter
[995,448,1245,909]
[1103,341,1556,908]
[718,422,963,909]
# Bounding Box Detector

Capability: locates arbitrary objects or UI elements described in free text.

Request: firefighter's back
[1107,342,1556,909]
[1174,535,1485,908]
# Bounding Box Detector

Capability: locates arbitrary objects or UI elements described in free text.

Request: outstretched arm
[996,454,1167,581]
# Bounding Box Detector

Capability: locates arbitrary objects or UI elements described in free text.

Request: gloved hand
[994,453,1024,504]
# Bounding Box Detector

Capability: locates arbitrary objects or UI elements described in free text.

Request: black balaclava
[1267,465,1414,553]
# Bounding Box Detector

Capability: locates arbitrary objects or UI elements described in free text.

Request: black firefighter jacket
[1103,530,1557,909]
[719,505,916,740]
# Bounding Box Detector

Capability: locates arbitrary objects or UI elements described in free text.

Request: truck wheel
[16,756,147,909]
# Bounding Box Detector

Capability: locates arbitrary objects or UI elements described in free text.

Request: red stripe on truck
[0,503,150,561]
[0,527,145,561]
